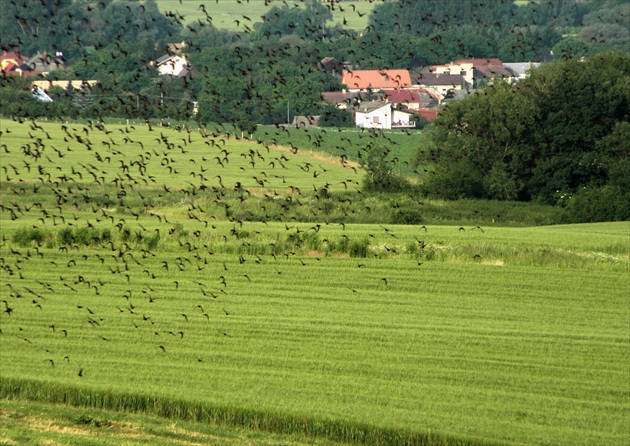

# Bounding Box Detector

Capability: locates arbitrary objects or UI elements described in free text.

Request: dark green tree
[319,104,353,128]
[252,0,334,41]
[417,51,630,206]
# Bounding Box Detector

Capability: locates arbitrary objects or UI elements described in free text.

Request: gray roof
[26,52,63,72]
[412,72,465,87]
[355,101,390,113]
[503,62,540,77]
[156,54,175,65]
[321,91,359,104]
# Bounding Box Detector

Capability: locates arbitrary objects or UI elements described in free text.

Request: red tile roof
[383,89,419,104]
[412,109,439,122]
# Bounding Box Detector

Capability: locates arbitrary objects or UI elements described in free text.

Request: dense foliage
[417,51,629,220]
[0,0,179,59]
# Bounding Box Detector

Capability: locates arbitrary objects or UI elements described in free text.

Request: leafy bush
[421,162,485,200]
[12,227,50,246]
[74,414,111,428]
[348,238,370,258]
[391,209,423,225]
[120,227,132,242]
[145,233,160,250]
[565,186,630,223]
[57,227,103,246]
[57,227,74,245]
[319,104,354,128]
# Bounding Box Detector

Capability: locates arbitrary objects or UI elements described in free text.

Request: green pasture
[1,249,628,445]
[1,218,629,444]
[0,118,568,228]
[1,117,629,445]
[254,126,426,178]
[0,119,359,195]
[154,0,373,32]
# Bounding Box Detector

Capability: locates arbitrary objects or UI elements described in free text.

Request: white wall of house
[355,104,391,129]
[157,56,189,76]
[391,109,415,128]
[432,84,461,95]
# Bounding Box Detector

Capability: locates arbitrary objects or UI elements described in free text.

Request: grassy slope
[154,0,373,32]
[253,126,426,178]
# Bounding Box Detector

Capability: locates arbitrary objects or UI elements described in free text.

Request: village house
[320,91,360,109]
[0,51,32,76]
[354,101,416,129]
[319,57,349,78]
[424,58,519,88]
[31,80,99,91]
[411,72,465,96]
[1,50,64,77]
[25,52,64,77]
[322,58,543,127]
[503,62,541,82]
[153,54,199,78]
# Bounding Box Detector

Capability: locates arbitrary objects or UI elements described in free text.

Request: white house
[354,101,415,129]
[155,54,194,77]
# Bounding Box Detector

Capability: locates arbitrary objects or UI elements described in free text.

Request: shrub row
[11,226,158,250]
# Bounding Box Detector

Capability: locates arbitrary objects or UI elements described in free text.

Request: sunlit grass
[153,0,374,31]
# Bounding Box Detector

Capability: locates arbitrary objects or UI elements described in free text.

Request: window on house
[372,116,379,124]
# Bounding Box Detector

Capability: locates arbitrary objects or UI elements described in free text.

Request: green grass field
[1,118,629,445]
[154,0,374,32]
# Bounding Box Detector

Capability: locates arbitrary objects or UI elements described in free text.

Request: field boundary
[0,377,498,446]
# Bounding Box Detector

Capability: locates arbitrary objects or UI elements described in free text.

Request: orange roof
[341,69,411,90]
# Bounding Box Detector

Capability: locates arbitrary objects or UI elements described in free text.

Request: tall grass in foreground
[0,378,490,446]
[0,398,353,446]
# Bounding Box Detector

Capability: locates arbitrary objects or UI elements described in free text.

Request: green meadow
[154,0,374,32]
[1,118,629,445]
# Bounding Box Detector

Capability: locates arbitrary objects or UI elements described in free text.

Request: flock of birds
[1,1,489,383]
[0,116,488,381]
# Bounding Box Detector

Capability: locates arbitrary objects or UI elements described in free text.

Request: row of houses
[321,58,540,129]
[4,47,540,128]
[0,50,65,77]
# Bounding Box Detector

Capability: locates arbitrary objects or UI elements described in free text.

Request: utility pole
[287,100,290,125]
